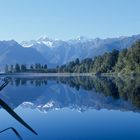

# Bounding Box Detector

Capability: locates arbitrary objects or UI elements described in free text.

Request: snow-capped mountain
[22,35,55,48]
[0,34,140,68]
[21,34,140,67]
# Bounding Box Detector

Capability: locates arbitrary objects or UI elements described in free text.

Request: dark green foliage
[115,41,140,74]
[58,49,119,73]
[58,41,140,74]
[5,63,48,73]
[4,64,9,73]
[15,64,20,72]
[10,65,14,73]
[4,41,140,74]
[44,64,47,69]
[115,49,127,72]
[30,64,34,70]
[75,58,80,65]
[58,58,93,73]
[21,64,27,72]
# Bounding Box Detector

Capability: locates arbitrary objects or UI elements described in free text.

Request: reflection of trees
[8,76,140,109]
[114,77,140,108]
[56,76,140,109]
[10,78,48,87]
[94,77,119,99]
[15,78,20,87]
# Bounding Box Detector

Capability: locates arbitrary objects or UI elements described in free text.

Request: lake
[0,75,140,140]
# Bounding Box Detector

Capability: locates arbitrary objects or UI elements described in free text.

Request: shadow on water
[0,78,37,140]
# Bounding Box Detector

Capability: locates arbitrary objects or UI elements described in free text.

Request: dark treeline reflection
[4,76,140,109]
[10,78,48,87]
[59,76,140,108]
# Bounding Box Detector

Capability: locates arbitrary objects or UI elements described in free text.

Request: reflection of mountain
[0,78,37,138]
[0,76,140,113]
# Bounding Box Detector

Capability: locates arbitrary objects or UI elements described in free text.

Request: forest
[4,40,140,74]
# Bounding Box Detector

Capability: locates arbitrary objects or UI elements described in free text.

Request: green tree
[15,64,20,72]
[44,64,48,69]
[75,58,80,65]
[5,64,9,73]
[21,64,27,72]
[30,64,34,70]
[10,65,14,73]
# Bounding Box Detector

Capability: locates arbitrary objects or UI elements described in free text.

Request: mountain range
[0,34,140,68]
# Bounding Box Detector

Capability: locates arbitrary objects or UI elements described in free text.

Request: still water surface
[0,76,140,140]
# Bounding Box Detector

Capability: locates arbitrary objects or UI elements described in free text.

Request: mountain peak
[76,36,89,41]
[37,35,52,42]
[1,34,140,68]
[35,35,54,48]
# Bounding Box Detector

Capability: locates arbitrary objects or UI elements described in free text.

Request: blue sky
[0,0,140,42]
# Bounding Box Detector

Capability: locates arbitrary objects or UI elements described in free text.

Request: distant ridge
[0,34,140,68]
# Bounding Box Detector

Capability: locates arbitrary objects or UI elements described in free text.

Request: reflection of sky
[1,107,140,140]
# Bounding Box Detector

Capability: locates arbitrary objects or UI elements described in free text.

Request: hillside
[0,35,140,71]
[58,40,140,74]
[0,40,46,68]
[21,34,140,67]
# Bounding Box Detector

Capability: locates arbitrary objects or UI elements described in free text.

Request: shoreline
[0,72,94,77]
[0,72,139,78]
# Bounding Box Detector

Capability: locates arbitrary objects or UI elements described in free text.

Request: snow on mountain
[0,35,140,68]
[1,77,137,114]
[21,36,54,48]
[21,34,140,67]
[37,36,54,48]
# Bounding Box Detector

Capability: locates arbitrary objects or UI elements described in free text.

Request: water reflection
[0,75,140,140]
[0,127,23,140]
[0,76,140,112]
[0,78,37,140]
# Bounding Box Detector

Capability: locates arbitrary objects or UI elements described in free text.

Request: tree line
[5,63,48,73]
[57,40,140,74]
[4,40,140,74]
